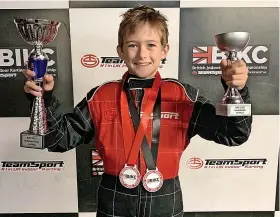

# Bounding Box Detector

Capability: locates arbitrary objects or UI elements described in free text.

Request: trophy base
[216,103,251,117]
[20,129,55,149]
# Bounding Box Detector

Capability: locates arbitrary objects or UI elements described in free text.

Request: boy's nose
[138,45,148,59]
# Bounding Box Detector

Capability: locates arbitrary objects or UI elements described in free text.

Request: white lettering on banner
[0,73,17,78]
[0,48,55,67]
[139,112,180,120]
[211,46,268,64]
[0,49,14,66]
[15,48,21,66]
[192,45,270,76]
[41,48,55,66]
[212,46,224,64]
[251,46,268,64]
[237,46,252,63]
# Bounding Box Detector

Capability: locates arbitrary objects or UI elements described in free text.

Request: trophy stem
[29,80,47,135]
[35,44,42,53]
[227,51,238,62]
[222,87,244,104]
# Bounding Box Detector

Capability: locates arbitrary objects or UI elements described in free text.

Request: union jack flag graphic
[192,46,213,64]
[92,149,104,176]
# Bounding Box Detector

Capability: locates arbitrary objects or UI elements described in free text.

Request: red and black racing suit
[28,74,252,217]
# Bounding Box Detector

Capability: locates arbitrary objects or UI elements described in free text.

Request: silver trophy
[14,18,61,149]
[214,32,251,116]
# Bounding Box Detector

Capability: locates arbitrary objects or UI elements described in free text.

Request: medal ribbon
[121,71,161,167]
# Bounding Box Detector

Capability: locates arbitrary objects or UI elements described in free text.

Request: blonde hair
[118,5,169,48]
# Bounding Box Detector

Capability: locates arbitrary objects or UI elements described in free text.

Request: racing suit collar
[125,73,155,89]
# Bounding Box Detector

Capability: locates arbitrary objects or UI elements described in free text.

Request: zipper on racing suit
[135,88,144,216]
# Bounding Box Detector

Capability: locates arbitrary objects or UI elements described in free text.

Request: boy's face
[117,22,169,78]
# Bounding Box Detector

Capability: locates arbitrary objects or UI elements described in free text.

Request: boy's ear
[161,44,170,59]
[117,45,124,60]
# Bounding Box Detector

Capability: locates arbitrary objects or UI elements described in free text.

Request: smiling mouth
[135,62,151,66]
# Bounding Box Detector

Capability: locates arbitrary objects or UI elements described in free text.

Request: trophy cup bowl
[214,32,251,116]
[214,32,250,53]
[14,18,61,149]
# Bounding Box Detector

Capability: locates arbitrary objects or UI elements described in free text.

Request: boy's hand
[220,59,249,90]
[23,69,54,97]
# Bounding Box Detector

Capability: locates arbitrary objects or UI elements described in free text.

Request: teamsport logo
[186,157,204,169]
[187,157,268,169]
[81,54,166,69]
[0,161,64,172]
[0,47,58,79]
[140,112,179,120]
[104,110,180,122]
[192,45,270,76]
[92,149,104,176]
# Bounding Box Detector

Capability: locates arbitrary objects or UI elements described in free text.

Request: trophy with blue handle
[14,18,61,149]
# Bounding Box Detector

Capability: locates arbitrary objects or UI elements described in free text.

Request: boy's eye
[128,44,137,48]
[148,44,156,48]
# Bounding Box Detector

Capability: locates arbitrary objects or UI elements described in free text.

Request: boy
[23,5,252,217]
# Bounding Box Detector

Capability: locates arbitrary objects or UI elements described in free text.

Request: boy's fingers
[23,69,35,80]
[25,80,42,92]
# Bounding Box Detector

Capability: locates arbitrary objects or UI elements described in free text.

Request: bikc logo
[123,174,137,180]
[193,45,268,64]
[187,157,267,169]
[146,177,160,183]
[81,54,166,69]
[0,48,56,67]
[192,45,270,75]
[0,47,58,78]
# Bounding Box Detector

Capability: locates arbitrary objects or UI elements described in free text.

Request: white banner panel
[69,8,180,105]
[79,213,96,217]
[180,0,280,7]
[0,0,69,9]
[179,115,279,211]
[0,118,78,213]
